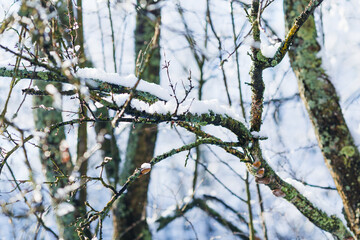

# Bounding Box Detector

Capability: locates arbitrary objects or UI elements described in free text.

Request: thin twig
[206,0,232,106]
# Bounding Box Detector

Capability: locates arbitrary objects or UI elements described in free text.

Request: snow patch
[251,130,267,138]
[56,202,75,216]
[261,42,281,58]
[141,163,151,170]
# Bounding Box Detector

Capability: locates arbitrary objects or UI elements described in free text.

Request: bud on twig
[272,189,286,198]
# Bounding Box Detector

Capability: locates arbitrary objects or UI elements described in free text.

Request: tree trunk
[114,124,158,240]
[33,81,78,239]
[112,1,161,239]
[284,0,360,238]
[32,0,92,238]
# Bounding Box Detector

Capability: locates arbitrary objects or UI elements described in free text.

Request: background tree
[112,1,161,239]
[29,0,90,238]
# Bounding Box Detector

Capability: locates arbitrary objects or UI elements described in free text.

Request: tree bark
[284,0,360,238]
[33,81,78,239]
[112,1,161,239]
[32,1,92,238]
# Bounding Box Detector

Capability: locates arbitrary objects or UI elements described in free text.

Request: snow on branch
[109,94,245,124]
[76,68,171,102]
[0,66,248,132]
[269,0,324,67]
[92,92,250,143]
[246,0,324,69]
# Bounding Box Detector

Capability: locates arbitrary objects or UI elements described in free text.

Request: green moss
[256,51,268,62]
[297,22,315,41]
[340,146,355,158]
[308,100,316,109]
[282,184,298,201]
[337,125,348,133]
[0,68,13,77]
[271,60,278,66]
[198,121,208,126]
[37,71,49,80]
[141,228,152,240]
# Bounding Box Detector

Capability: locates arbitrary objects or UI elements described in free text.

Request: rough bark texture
[249,0,265,133]
[284,0,360,238]
[112,1,161,239]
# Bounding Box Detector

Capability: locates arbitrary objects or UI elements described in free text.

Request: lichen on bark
[284,0,360,238]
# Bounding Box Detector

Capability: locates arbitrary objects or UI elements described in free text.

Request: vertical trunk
[32,1,92,238]
[114,124,158,239]
[112,1,161,239]
[70,1,92,237]
[249,0,265,132]
[74,0,89,220]
[284,0,360,238]
[256,184,268,240]
[31,1,77,238]
[76,0,86,67]
[33,81,77,239]
[73,4,92,231]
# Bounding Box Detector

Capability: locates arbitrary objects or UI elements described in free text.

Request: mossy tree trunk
[33,81,78,239]
[32,0,92,238]
[284,0,360,238]
[112,1,161,239]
